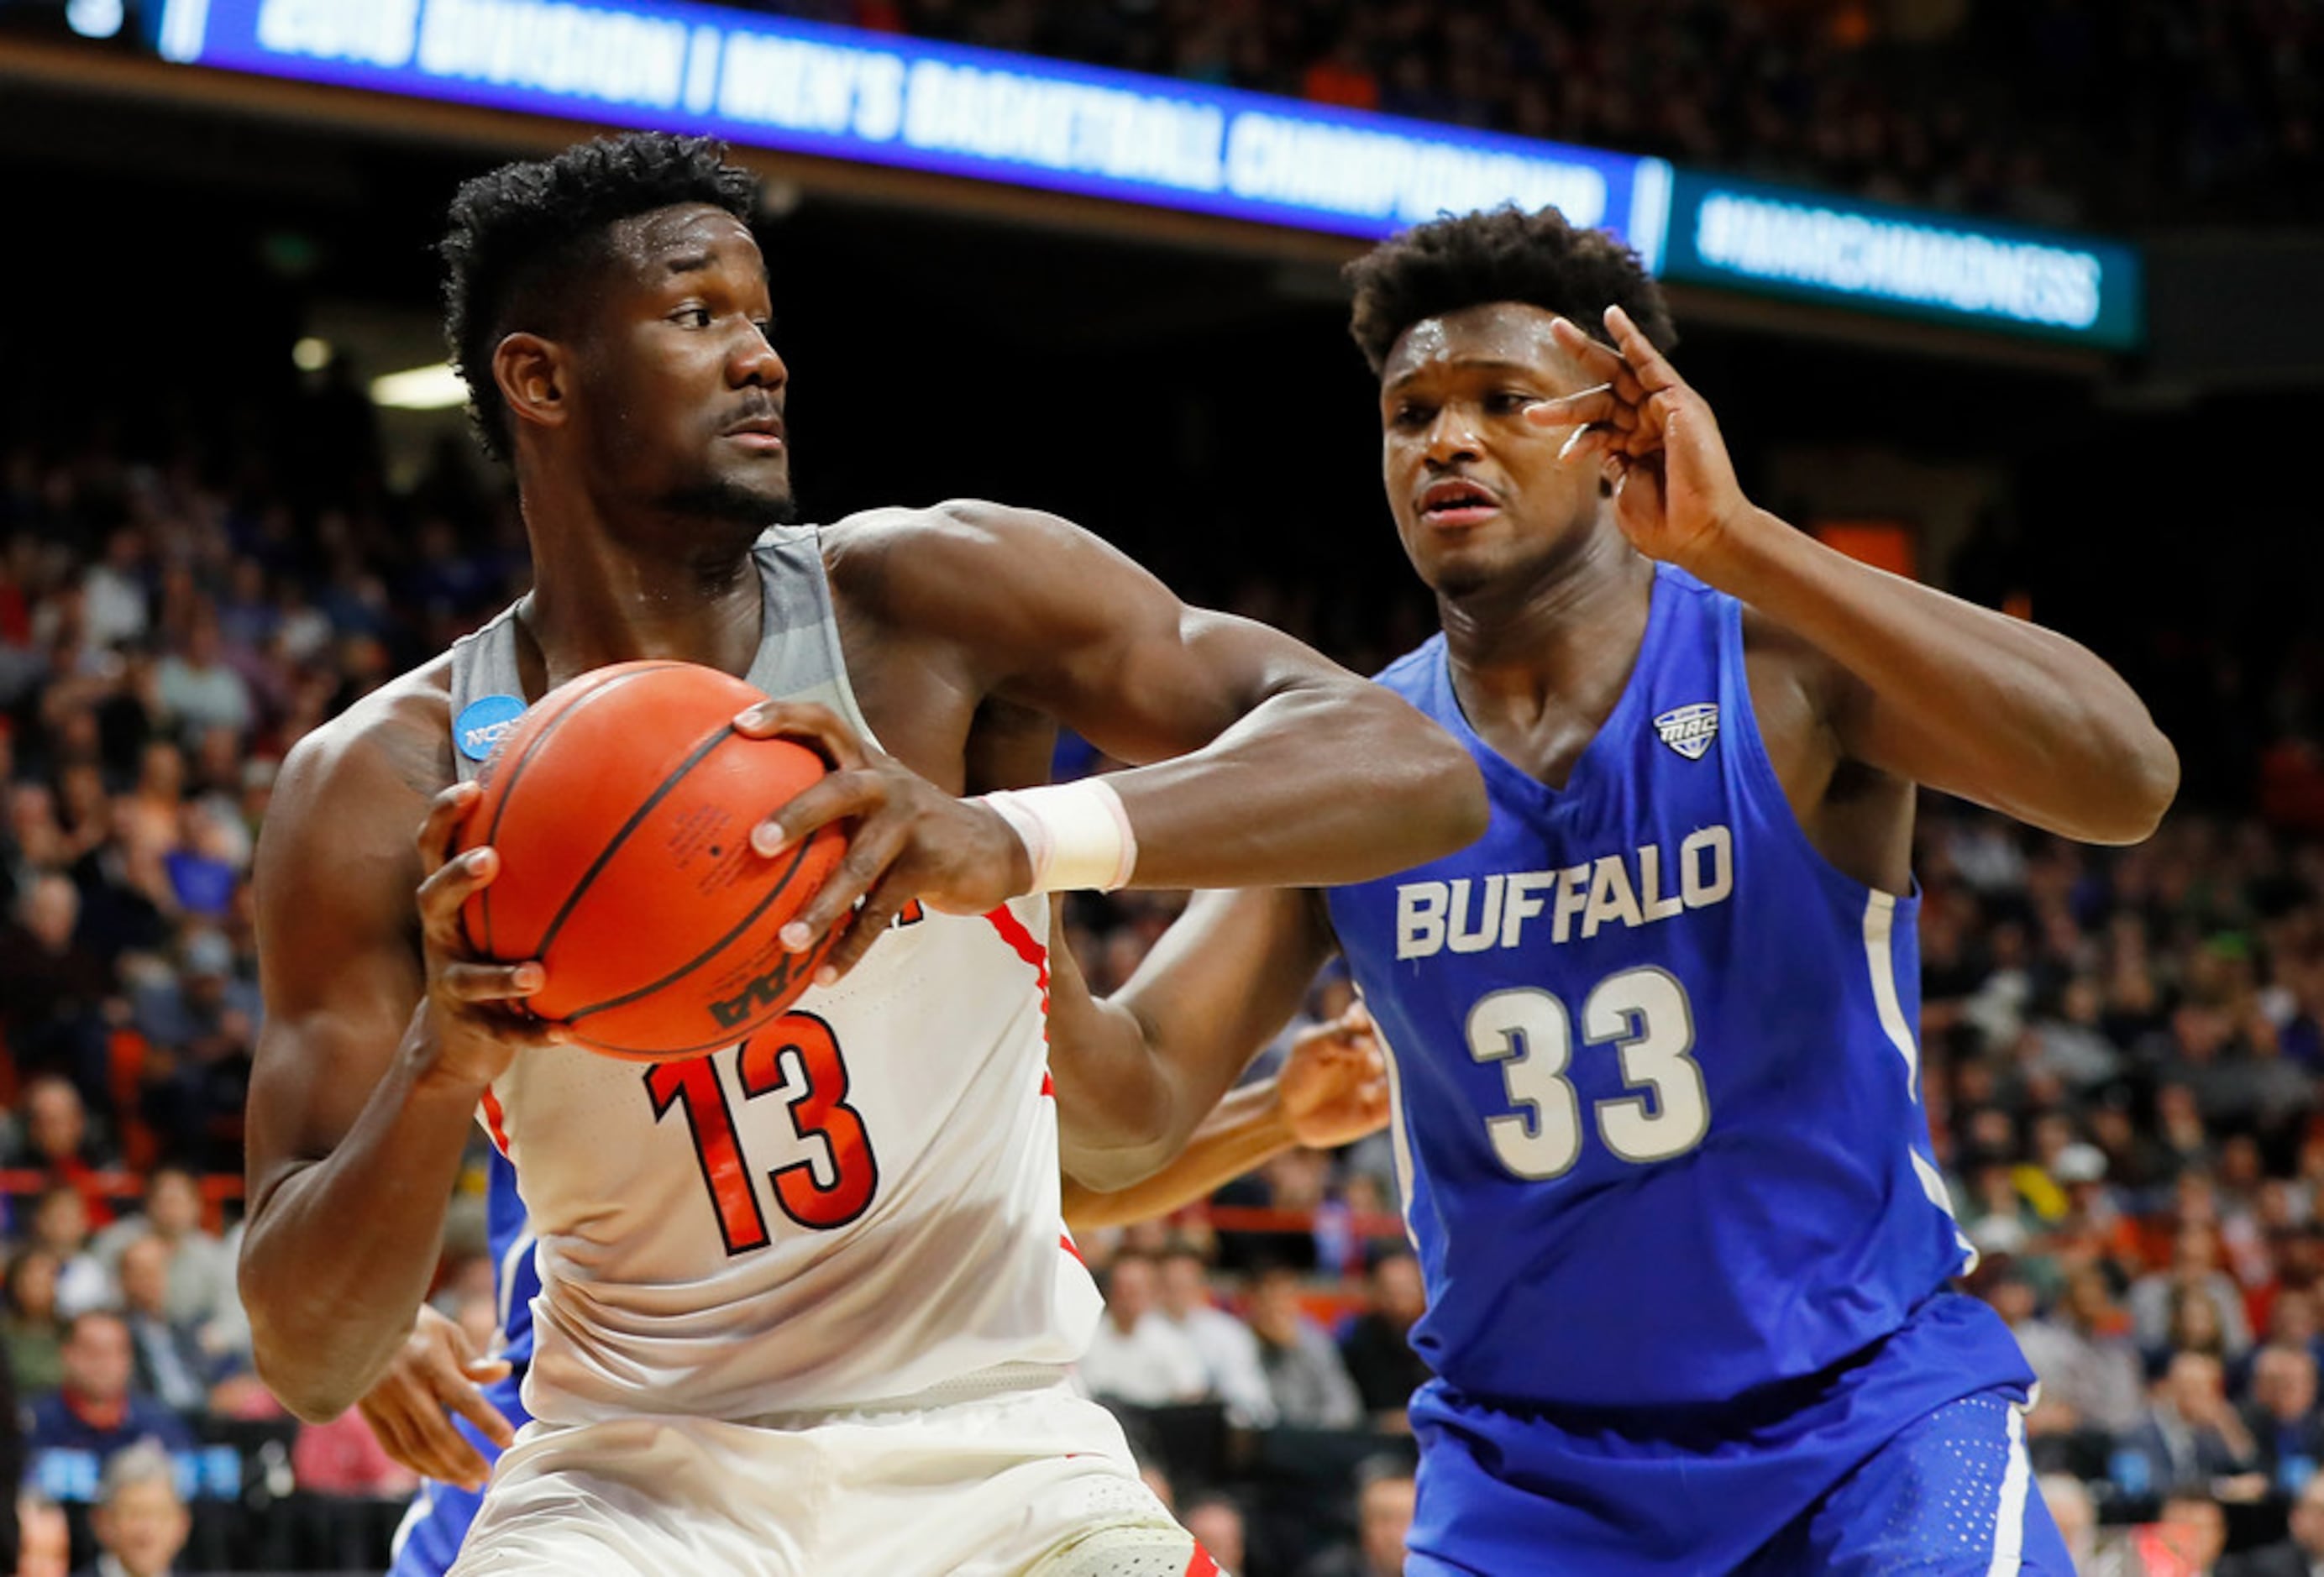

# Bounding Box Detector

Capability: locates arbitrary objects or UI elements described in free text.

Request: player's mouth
[1418,477,1500,527]
[721,413,786,453]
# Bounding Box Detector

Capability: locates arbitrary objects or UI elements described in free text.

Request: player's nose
[733,326,787,390]
[1424,405,1482,464]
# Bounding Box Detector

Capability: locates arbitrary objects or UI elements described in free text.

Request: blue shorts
[388,1371,530,1577]
[1408,1294,2072,1575]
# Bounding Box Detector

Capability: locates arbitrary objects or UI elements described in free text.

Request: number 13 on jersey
[1466,967,1709,1179]
[646,1012,881,1255]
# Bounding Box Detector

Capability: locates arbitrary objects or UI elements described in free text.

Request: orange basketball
[454,660,847,1062]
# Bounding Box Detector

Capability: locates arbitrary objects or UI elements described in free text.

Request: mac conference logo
[1653,703,1719,761]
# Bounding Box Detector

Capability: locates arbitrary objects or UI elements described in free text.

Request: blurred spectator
[2140,1488,2230,1577]
[2240,1345,2324,1499]
[115,1236,211,1417]
[1078,1252,1210,1409]
[1179,1491,1246,1577]
[1297,1454,1415,1577]
[2224,1469,2324,1574]
[1246,1265,1362,1431]
[2114,1352,2259,1501]
[1338,1249,1430,1432]
[0,881,115,1097]
[2133,1223,2255,1362]
[14,1491,69,1577]
[88,1170,234,1349]
[4,1248,68,1395]
[129,930,257,1174]
[291,1407,418,1501]
[1154,1244,1276,1429]
[2015,1263,2147,1440]
[81,1440,191,1577]
[2038,1470,2096,1572]
[25,1190,114,1321]
[26,1312,193,1491]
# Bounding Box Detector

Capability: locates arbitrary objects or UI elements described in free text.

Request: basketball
[454,660,847,1061]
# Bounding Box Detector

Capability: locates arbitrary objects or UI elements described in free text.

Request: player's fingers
[437,961,545,1003]
[780,819,907,952]
[446,1380,520,1452]
[1526,387,1618,431]
[1605,305,1684,393]
[417,846,497,943]
[731,700,871,771]
[815,869,917,985]
[1548,316,1625,379]
[750,771,884,859]
[414,781,484,876]
[406,1402,494,1489]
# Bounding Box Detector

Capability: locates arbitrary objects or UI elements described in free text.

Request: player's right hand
[356,1303,516,1492]
[415,780,567,1086]
[1279,1005,1391,1150]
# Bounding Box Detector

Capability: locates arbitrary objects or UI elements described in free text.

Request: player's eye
[674,306,713,328]
[750,319,776,342]
[1488,391,1533,414]
[1392,404,1432,429]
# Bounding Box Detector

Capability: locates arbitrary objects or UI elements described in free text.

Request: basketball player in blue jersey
[368,1017,1393,1577]
[1039,206,2179,1574]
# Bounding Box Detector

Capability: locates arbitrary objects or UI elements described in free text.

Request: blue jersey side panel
[391,1150,538,1577]
[1327,565,2028,1411]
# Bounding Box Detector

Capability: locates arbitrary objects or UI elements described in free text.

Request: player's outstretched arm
[1049,884,1338,1190]
[1536,307,2178,845]
[1061,1005,1388,1231]
[737,503,1487,981]
[240,697,560,1422]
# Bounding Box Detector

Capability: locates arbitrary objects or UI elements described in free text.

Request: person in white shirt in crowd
[1077,1251,1211,1409]
[1155,1244,1277,1428]
[90,1169,239,1356]
[1246,1264,1363,1430]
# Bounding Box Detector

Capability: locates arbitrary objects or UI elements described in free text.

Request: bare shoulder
[821,500,1096,619]
[1737,601,1849,757]
[263,656,458,872]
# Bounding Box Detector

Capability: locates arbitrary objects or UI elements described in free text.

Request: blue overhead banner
[1660,170,2143,350]
[152,0,1673,259]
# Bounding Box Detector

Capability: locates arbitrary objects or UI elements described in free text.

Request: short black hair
[440,132,759,460]
[1345,204,1676,375]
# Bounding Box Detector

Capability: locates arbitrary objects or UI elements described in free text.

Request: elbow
[2072,719,2180,846]
[247,1325,354,1424]
[2100,715,2180,844]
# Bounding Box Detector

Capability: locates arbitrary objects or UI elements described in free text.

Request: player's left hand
[733,700,1033,982]
[1278,1005,1391,1150]
[1526,305,1750,574]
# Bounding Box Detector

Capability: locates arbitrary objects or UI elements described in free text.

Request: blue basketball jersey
[482,1147,538,1368]
[1325,564,2027,1412]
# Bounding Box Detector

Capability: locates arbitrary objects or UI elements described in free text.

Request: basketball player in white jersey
[238,133,1483,1577]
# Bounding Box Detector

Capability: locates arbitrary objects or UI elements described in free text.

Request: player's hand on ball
[355,1304,516,1493]
[1279,1004,1392,1150]
[735,700,1033,983]
[414,781,568,1085]
[1527,305,1750,574]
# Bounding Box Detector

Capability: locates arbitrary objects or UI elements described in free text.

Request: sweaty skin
[239,202,1484,1422]
[1044,297,2177,1194]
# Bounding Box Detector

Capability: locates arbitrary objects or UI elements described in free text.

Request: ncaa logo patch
[1654,703,1719,762]
[454,694,526,762]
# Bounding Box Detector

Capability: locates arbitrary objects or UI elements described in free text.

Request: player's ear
[494,333,569,437]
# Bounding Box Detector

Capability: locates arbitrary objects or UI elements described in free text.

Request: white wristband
[980,779,1138,893]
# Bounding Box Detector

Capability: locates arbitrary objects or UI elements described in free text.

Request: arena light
[369,363,468,411]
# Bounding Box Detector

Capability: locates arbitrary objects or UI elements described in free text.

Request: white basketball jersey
[446,527,1102,1424]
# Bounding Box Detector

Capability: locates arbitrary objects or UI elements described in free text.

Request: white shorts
[444,1377,1210,1577]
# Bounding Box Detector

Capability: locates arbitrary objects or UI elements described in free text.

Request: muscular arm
[842,502,1487,887]
[1543,307,2176,846]
[1706,513,2177,846]
[1062,1081,1296,1233]
[239,697,550,1421]
[1049,884,1336,1188]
